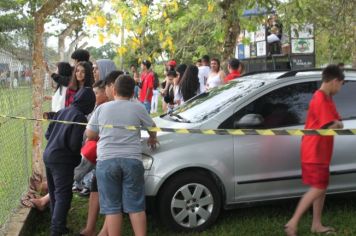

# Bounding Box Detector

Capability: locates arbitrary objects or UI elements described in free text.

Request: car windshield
[166,79,265,123]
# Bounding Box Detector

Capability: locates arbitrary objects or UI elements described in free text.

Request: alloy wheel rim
[170,183,214,228]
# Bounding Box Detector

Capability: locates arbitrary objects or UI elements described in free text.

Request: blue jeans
[143,101,151,113]
[96,158,145,214]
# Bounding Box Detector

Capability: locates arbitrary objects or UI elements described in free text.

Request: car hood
[141,115,201,154]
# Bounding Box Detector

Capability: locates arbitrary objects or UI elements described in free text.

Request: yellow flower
[116,46,127,56]
[159,32,164,41]
[132,37,140,46]
[140,5,149,17]
[86,16,96,26]
[98,33,105,44]
[172,0,179,12]
[96,16,107,28]
[136,27,143,35]
[163,11,167,18]
[208,3,214,12]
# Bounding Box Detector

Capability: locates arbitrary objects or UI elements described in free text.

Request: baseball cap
[167,60,177,67]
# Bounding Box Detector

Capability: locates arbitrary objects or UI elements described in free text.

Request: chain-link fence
[0,48,53,234]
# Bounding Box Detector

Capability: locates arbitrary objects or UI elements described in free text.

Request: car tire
[158,171,222,232]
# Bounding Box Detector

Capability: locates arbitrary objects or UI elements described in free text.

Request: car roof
[240,69,356,81]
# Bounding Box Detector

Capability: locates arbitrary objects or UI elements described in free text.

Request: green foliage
[87,42,119,60]
[278,0,355,65]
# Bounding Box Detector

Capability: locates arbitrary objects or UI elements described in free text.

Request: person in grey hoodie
[93,59,117,82]
[43,87,96,236]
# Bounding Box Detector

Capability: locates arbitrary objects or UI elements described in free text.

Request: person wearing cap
[167,60,177,70]
[139,60,155,113]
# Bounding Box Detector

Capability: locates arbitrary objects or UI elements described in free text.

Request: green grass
[0,86,51,228]
[23,193,356,235]
[22,95,356,235]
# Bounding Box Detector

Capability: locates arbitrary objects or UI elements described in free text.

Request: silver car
[141,69,356,232]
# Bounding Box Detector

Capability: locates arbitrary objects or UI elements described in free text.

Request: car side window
[333,81,356,120]
[219,81,318,129]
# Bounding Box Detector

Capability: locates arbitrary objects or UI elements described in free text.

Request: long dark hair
[69,61,93,90]
[179,65,199,101]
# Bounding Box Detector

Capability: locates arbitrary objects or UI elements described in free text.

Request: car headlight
[142,154,153,170]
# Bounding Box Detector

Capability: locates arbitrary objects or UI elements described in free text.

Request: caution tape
[1,114,356,136]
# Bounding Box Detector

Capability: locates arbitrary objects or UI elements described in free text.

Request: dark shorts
[96,158,145,215]
[302,163,329,189]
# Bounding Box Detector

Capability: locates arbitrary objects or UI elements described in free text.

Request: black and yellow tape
[1,114,356,136]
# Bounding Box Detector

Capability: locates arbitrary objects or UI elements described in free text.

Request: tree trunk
[58,20,82,61]
[31,0,65,191]
[66,32,86,61]
[220,0,240,70]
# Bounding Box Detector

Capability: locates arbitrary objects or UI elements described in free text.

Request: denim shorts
[96,158,145,214]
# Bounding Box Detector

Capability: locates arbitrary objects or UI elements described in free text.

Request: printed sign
[291,39,314,54]
[255,25,266,41]
[291,24,314,38]
[256,41,266,56]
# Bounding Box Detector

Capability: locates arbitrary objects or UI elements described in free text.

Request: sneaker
[79,188,90,197]
[72,186,82,193]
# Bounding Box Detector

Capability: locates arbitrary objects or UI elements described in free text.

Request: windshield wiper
[169,113,191,123]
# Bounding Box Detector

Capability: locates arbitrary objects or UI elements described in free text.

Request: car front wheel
[158,171,222,232]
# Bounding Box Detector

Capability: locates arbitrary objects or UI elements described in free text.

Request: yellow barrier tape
[1,114,355,136]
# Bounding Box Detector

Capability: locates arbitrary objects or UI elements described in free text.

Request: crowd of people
[17,46,349,236]
[20,49,245,236]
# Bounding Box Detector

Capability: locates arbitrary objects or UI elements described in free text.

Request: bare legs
[80,192,102,236]
[105,211,146,236]
[285,188,332,235]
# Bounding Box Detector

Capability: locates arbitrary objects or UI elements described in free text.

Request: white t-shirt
[198,66,210,94]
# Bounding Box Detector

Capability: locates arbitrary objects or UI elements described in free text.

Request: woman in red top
[65,61,94,107]
[284,65,345,236]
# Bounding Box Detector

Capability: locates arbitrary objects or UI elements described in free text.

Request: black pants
[46,163,76,235]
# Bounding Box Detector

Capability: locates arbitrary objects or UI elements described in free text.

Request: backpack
[153,72,160,90]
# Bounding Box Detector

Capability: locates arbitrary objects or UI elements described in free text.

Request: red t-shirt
[224,70,241,84]
[301,90,341,164]
[139,71,154,102]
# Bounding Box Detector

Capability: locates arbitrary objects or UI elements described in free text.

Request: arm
[219,71,226,84]
[322,120,343,129]
[86,128,99,141]
[147,122,159,149]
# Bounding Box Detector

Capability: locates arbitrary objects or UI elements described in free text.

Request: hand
[43,61,49,73]
[147,136,159,150]
[44,95,52,101]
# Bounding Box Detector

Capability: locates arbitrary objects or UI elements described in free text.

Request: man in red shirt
[285,65,345,236]
[139,60,154,113]
[224,58,241,84]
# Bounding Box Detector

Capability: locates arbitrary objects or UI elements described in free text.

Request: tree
[279,0,356,67]
[31,0,66,189]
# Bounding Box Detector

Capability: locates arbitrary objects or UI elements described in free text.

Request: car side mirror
[234,114,264,128]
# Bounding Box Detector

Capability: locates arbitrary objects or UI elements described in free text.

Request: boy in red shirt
[285,65,345,236]
[139,59,154,113]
